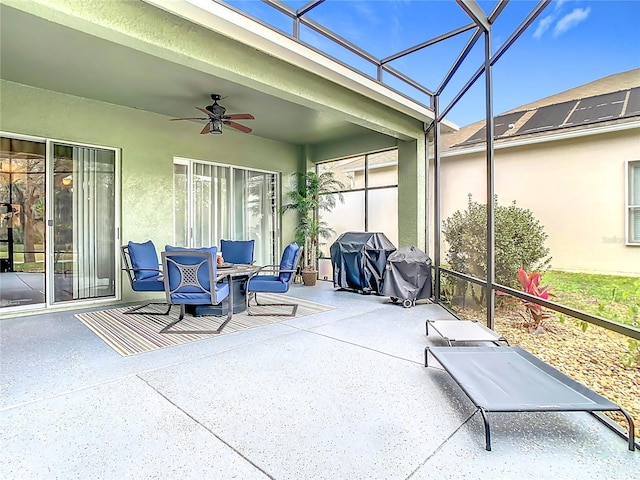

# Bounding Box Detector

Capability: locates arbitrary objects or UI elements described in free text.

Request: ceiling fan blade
[224,113,255,120]
[170,117,209,121]
[195,106,216,118]
[224,120,252,133]
[200,123,212,134]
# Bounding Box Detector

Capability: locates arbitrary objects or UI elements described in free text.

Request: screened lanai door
[173,158,279,266]
[0,135,118,311]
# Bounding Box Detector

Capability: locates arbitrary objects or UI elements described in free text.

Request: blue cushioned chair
[121,241,170,315]
[160,248,233,334]
[220,239,255,265]
[245,242,302,316]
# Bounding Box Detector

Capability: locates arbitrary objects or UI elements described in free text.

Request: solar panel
[464,126,486,144]
[495,111,526,136]
[461,111,526,144]
[519,101,576,134]
[458,88,638,146]
[625,87,640,117]
[565,90,626,125]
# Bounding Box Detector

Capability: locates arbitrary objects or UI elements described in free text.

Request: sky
[226,0,640,126]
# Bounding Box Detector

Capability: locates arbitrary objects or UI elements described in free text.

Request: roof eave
[440,119,640,157]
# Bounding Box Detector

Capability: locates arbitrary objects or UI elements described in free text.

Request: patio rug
[75,294,334,357]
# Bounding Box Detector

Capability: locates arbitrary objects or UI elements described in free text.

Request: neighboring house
[436,69,640,277]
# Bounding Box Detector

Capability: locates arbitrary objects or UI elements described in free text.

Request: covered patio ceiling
[0,3,370,145]
[0,0,552,147]
[0,0,469,147]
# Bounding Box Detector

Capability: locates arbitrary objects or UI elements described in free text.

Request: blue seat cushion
[278,243,299,283]
[128,240,159,281]
[248,275,289,293]
[170,282,229,304]
[131,276,165,292]
[220,239,255,264]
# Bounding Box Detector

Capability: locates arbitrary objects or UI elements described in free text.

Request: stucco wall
[429,128,640,277]
[0,80,302,300]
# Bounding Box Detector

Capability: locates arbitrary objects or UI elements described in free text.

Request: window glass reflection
[317,157,364,191]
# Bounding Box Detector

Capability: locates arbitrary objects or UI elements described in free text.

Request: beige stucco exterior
[430,125,640,277]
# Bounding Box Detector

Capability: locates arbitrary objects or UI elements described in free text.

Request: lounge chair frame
[425,346,635,452]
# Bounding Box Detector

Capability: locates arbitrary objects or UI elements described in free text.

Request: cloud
[352,2,381,26]
[554,0,569,11]
[553,7,591,37]
[533,15,555,39]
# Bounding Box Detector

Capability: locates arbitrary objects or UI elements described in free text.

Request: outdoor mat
[75,293,334,356]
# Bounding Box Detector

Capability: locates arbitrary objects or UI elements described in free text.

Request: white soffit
[145,0,457,131]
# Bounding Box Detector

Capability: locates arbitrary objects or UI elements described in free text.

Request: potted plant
[282,171,345,286]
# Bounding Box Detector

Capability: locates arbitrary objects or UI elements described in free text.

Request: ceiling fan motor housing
[206,104,226,116]
[206,93,226,116]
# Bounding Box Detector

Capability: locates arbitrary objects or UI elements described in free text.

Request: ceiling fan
[170,94,254,134]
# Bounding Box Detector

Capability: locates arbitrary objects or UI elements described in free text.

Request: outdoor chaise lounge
[425,346,636,451]
[425,319,510,346]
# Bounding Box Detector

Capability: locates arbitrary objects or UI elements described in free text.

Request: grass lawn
[543,271,640,327]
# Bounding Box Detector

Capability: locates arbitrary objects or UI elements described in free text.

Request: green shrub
[442,195,552,294]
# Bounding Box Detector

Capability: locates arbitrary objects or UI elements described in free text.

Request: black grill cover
[383,246,432,301]
[330,232,396,294]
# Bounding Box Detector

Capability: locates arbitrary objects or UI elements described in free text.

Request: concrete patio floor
[1,281,638,479]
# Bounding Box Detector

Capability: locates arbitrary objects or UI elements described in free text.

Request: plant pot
[301,269,318,286]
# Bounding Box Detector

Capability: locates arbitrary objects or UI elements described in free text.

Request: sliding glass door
[233,169,279,267]
[49,143,117,304]
[0,137,46,308]
[0,135,118,312]
[174,158,279,266]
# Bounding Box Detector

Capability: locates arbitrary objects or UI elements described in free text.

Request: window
[627,160,640,245]
[173,158,280,265]
[316,149,398,281]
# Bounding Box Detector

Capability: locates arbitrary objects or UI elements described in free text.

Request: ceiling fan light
[211,119,223,134]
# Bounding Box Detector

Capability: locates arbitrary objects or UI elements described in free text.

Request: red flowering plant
[517,268,554,332]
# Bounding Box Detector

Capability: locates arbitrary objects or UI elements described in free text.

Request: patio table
[186,264,260,316]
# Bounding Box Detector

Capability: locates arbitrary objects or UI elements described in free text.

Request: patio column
[397,137,426,250]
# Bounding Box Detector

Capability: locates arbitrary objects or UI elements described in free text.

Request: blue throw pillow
[220,239,255,264]
[164,245,217,256]
[128,240,159,281]
[278,243,299,283]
